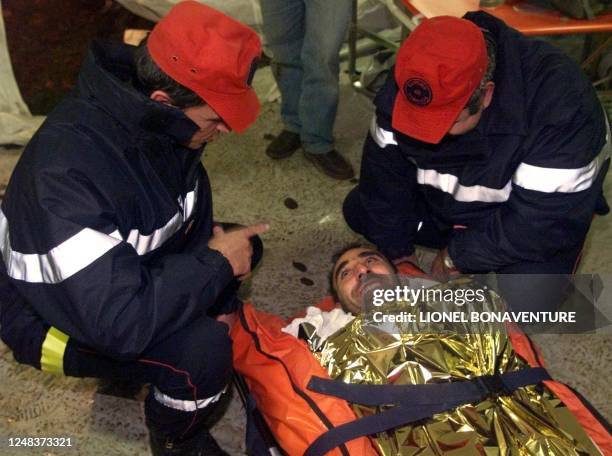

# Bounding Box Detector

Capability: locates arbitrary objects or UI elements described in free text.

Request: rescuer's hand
[392,254,419,267]
[208,223,269,277]
[216,312,237,331]
[431,248,460,281]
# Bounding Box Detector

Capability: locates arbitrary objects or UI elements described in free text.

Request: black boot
[304,149,354,180]
[149,426,230,456]
[265,130,301,159]
[146,394,231,456]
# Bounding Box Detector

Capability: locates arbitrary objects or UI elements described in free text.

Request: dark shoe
[149,427,229,456]
[304,149,355,180]
[265,130,301,159]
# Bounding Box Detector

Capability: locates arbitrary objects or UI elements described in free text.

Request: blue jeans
[259,0,353,154]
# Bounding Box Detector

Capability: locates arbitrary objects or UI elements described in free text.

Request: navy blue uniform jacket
[0,42,235,358]
[357,11,610,271]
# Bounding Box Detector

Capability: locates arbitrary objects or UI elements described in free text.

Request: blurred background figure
[259,0,355,180]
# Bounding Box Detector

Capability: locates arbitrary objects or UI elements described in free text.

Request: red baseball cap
[147,1,261,132]
[392,16,488,144]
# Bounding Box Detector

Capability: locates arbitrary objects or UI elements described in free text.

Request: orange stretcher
[233,303,612,455]
[231,262,612,456]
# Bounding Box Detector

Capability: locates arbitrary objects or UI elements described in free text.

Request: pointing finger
[241,223,270,238]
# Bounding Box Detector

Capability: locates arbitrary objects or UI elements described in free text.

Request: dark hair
[330,242,377,266]
[465,32,497,115]
[133,40,204,109]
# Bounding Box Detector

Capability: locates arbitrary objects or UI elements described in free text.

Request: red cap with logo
[147,1,261,132]
[392,16,488,144]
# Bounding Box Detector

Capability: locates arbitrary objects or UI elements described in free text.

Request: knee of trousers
[342,187,366,235]
[152,319,233,400]
[301,46,343,76]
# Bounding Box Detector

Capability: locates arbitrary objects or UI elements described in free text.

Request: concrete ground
[0,58,611,455]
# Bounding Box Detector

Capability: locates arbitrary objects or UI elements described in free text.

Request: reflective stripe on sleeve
[417,169,512,203]
[0,184,198,284]
[0,209,122,284]
[111,214,183,257]
[180,182,198,223]
[111,184,198,255]
[369,116,398,148]
[40,327,69,375]
[513,133,611,193]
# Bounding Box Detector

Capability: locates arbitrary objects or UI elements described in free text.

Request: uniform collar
[75,40,200,145]
[464,11,527,137]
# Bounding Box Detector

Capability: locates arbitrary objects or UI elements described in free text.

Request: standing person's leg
[259,0,305,159]
[300,0,351,154]
[300,0,354,179]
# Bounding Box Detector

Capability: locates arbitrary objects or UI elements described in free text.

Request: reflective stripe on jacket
[357,11,610,271]
[0,41,233,358]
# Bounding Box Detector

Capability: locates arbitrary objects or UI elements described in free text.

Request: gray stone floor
[0,63,611,455]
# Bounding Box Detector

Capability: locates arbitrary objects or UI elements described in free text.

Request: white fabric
[0,186,197,283]
[153,385,226,412]
[0,0,45,145]
[282,306,355,348]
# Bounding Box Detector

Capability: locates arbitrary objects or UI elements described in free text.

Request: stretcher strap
[40,326,69,375]
[304,367,551,456]
[307,367,550,406]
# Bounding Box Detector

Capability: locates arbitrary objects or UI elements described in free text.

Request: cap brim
[391,93,466,144]
[197,87,260,133]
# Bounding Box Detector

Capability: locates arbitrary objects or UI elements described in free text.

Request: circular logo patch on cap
[403,78,432,106]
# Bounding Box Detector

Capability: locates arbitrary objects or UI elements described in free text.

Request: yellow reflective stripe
[40,327,69,375]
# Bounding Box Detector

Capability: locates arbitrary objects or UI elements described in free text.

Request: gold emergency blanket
[314,278,601,455]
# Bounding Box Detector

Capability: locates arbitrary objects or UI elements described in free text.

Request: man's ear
[150,90,174,106]
[481,81,495,110]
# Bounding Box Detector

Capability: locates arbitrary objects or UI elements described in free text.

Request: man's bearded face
[332,247,397,315]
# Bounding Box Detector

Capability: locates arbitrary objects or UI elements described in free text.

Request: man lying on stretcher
[281,244,425,346]
[232,245,611,456]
